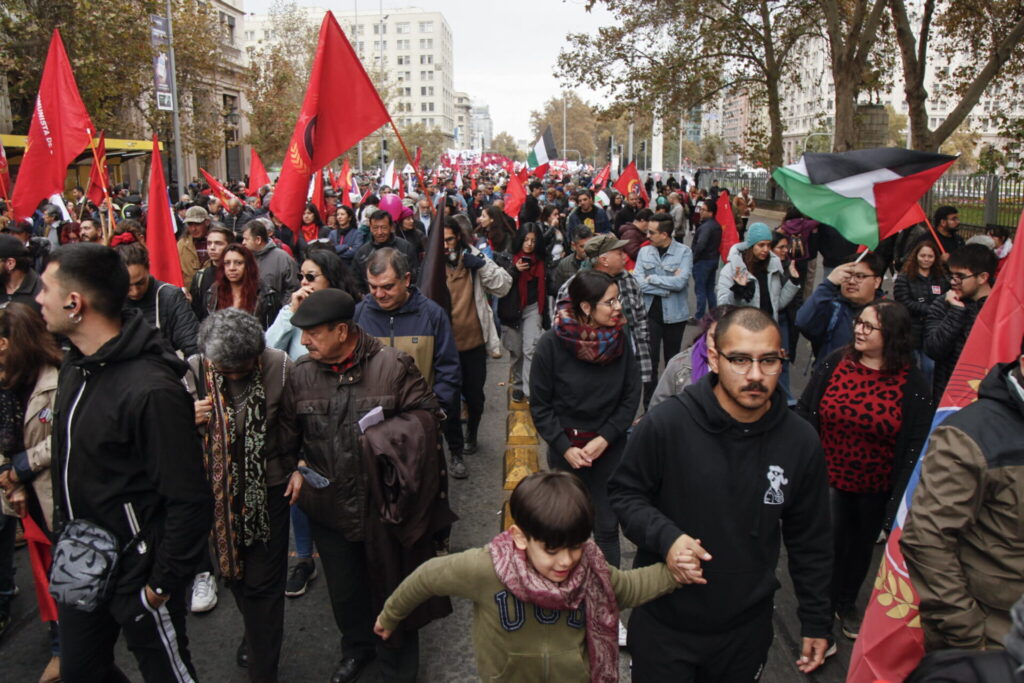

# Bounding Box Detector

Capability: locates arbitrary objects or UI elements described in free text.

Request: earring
[69,312,83,324]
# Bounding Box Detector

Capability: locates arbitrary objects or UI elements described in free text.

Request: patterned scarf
[489,530,619,683]
[552,303,625,365]
[203,360,270,580]
[514,252,546,315]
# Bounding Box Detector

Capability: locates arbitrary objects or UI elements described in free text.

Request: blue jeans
[692,259,718,320]
[916,349,935,389]
[290,505,314,560]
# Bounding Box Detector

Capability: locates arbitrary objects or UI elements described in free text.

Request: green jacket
[377,546,677,682]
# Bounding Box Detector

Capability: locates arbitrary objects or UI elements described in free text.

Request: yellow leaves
[872,560,922,628]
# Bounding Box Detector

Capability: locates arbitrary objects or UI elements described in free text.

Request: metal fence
[713,172,1024,232]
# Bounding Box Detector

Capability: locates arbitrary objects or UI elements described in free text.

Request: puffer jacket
[893,272,949,349]
[716,244,800,322]
[924,294,988,399]
[282,329,439,541]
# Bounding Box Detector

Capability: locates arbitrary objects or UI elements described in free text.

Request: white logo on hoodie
[764,465,788,505]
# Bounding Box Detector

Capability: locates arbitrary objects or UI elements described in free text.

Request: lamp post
[223,105,240,181]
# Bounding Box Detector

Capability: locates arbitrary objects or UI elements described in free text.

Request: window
[420,102,435,113]
[396,22,410,34]
[397,71,411,81]
[263,29,271,39]
[397,55,410,65]
[419,21,433,32]
[373,40,387,50]
[350,24,364,35]
[419,70,434,81]
[396,39,410,49]
[401,87,412,96]
[420,54,433,65]
[419,38,433,49]
[219,12,236,45]
[373,23,386,35]
[421,86,434,96]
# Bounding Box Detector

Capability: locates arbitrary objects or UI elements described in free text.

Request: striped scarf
[552,304,625,366]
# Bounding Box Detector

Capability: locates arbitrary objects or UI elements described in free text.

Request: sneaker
[190,572,218,613]
[618,620,628,647]
[285,560,317,598]
[824,637,838,658]
[837,608,861,640]
[463,437,478,455]
[450,454,468,479]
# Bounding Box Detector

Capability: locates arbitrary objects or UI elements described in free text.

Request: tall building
[243,6,457,137]
[453,91,472,146]
[470,103,493,150]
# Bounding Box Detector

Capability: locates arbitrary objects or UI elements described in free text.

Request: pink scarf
[489,530,619,682]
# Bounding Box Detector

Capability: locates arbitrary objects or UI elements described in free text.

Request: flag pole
[85,128,117,244]
[921,216,948,255]
[388,120,432,207]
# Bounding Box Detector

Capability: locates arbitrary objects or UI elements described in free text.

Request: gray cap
[184,206,210,223]
[584,233,629,258]
[291,289,356,329]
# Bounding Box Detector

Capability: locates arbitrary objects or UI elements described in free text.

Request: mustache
[741,381,769,393]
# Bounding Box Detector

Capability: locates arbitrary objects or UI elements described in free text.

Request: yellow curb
[500,498,514,531]
[506,411,539,445]
[503,446,540,490]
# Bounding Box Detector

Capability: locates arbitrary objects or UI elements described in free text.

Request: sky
[242,0,615,141]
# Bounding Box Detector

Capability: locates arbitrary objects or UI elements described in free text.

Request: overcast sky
[242,0,615,141]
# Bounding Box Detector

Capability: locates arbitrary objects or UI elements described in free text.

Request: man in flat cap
[177,205,212,284]
[282,289,455,683]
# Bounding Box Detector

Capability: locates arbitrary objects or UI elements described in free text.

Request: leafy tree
[490,131,521,160]
[939,125,980,171]
[529,92,599,163]
[885,103,908,147]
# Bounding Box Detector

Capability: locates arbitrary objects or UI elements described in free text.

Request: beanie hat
[743,222,773,249]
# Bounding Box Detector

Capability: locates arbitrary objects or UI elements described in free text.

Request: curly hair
[197,308,265,370]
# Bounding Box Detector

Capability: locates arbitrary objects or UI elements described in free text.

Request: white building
[469,103,493,150]
[453,91,472,146]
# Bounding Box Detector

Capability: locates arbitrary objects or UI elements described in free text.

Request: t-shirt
[819,357,907,493]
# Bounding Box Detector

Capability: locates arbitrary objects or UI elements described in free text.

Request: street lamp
[223,104,240,181]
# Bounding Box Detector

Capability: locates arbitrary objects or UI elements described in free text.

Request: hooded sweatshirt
[51,310,213,596]
[608,373,833,637]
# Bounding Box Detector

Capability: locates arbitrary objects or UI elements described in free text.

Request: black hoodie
[609,373,833,637]
[51,310,212,596]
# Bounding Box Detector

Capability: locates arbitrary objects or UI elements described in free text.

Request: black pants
[441,399,464,457]
[628,600,774,682]
[308,520,419,682]
[830,487,888,613]
[230,484,290,683]
[458,344,487,441]
[644,317,686,407]
[59,587,197,683]
[548,438,624,568]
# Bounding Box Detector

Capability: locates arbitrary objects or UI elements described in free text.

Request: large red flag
[503,172,527,222]
[86,131,109,206]
[147,135,183,287]
[592,162,611,191]
[200,168,238,205]
[612,161,649,206]
[11,29,94,220]
[716,189,739,262]
[531,163,549,179]
[339,158,353,208]
[847,207,1024,683]
[247,148,271,198]
[0,143,10,200]
[270,11,390,231]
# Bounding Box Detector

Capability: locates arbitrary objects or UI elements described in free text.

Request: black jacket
[354,235,420,286]
[796,348,935,528]
[519,194,541,225]
[51,311,212,595]
[893,272,949,348]
[692,217,722,262]
[124,276,200,356]
[608,374,833,638]
[924,294,987,399]
[189,266,216,322]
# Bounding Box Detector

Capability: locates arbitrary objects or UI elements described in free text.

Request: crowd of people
[0,163,1020,683]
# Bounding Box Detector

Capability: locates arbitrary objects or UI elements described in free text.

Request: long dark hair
[303,202,323,227]
[845,300,914,374]
[512,222,546,258]
[0,303,62,391]
[901,240,939,279]
[215,244,260,313]
[303,244,362,301]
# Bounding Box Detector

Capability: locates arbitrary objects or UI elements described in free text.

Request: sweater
[377,546,678,682]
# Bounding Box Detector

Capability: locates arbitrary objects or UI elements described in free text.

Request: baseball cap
[584,233,629,258]
[184,206,210,223]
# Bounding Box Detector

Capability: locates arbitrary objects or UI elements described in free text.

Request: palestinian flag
[527,125,557,169]
[772,148,956,249]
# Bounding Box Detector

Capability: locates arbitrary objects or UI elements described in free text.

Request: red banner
[247,148,271,198]
[147,135,184,287]
[716,190,739,262]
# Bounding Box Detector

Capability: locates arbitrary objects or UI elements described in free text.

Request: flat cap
[584,233,629,258]
[291,289,356,329]
[184,205,210,223]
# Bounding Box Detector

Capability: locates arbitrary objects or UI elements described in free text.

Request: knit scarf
[514,252,546,315]
[203,360,270,580]
[489,530,619,683]
[552,304,625,365]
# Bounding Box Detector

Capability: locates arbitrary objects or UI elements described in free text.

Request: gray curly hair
[197,308,265,370]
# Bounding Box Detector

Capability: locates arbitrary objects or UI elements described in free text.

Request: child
[373,471,680,682]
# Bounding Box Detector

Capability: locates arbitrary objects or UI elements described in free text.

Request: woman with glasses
[797,300,933,641]
[530,269,641,572]
[893,240,947,385]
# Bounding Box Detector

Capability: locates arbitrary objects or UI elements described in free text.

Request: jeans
[692,259,718,320]
[502,304,543,399]
[916,349,935,389]
[290,505,314,560]
[830,487,888,613]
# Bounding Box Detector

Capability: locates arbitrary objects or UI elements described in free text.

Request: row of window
[369,39,434,50]
[352,21,434,35]
[394,102,437,112]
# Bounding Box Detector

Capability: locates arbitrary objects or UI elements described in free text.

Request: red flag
[340,158,353,207]
[532,163,549,179]
[471,176,477,191]
[200,168,238,205]
[247,148,271,198]
[716,189,739,262]
[147,135,183,287]
[0,142,12,200]
[515,166,529,187]
[21,514,57,622]
[86,131,109,206]
[612,161,649,206]
[847,207,1024,683]
[504,172,527,221]
[311,169,326,220]
[11,29,94,220]
[270,11,390,231]
[592,162,611,191]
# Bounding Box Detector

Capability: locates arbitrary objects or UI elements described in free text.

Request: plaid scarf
[553,303,625,366]
[489,530,619,683]
[203,359,270,580]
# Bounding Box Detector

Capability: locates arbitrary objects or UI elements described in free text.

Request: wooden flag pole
[388,120,433,209]
[921,216,947,255]
[85,128,117,244]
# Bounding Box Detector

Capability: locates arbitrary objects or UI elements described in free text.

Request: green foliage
[490,132,521,160]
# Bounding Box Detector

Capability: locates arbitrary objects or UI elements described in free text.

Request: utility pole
[164,0,185,197]
[356,0,363,171]
[627,123,634,165]
[562,93,567,160]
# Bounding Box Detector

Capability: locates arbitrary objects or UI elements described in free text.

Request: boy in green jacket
[374,471,680,682]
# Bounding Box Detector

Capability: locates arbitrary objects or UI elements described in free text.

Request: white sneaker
[618,620,628,647]
[190,572,218,613]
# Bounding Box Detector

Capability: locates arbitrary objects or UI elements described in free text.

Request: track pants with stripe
[59,588,197,683]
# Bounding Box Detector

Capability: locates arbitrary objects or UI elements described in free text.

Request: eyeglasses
[853,319,882,334]
[948,272,979,283]
[721,354,784,375]
[597,296,622,308]
[844,272,876,283]
[300,272,321,283]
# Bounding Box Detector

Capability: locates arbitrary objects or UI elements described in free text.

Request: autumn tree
[490,132,521,160]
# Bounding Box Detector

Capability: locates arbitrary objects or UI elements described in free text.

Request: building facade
[470,103,493,150]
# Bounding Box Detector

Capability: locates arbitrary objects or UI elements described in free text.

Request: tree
[698,135,728,166]
[885,103,908,147]
[888,0,1024,152]
[529,92,599,163]
[490,131,521,160]
[939,125,980,171]
[558,0,819,173]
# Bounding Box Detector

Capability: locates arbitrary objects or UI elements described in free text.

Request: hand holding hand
[581,436,609,462]
[665,534,712,584]
[796,637,829,673]
[563,446,592,469]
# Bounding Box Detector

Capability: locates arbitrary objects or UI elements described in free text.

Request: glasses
[844,272,876,283]
[721,354,784,375]
[300,272,321,283]
[948,272,979,283]
[853,319,882,334]
[597,296,622,308]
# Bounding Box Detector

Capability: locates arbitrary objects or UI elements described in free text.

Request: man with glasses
[924,243,996,398]
[796,253,885,368]
[610,306,833,680]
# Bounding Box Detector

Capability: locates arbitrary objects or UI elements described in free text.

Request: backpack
[905,649,1023,683]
